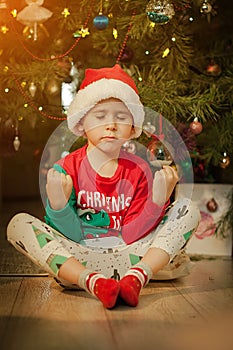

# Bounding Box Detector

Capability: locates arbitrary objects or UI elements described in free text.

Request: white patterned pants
[7,198,200,283]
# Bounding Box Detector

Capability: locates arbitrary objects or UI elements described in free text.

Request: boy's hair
[67,64,145,138]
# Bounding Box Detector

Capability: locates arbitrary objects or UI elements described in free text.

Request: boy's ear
[130,126,137,139]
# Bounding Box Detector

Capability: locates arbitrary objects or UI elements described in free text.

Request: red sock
[86,273,120,309]
[119,267,149,307]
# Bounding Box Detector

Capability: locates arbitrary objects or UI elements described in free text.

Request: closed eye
[95,115,105,120]
[116,114,132,122]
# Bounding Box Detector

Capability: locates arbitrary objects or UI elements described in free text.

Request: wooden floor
[1,199,233,350]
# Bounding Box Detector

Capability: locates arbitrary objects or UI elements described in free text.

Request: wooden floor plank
[2,277,116,350]
[172,259,233,318]
[0,278,23,339]
[104,281,206,350]
[0,253,232,350]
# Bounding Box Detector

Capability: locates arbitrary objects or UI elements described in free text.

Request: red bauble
[206,198,218,212]
[190,118,203,135]
[206,61,222,76]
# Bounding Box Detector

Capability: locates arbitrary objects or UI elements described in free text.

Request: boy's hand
[152,166,179,206]
[46,169,73,210]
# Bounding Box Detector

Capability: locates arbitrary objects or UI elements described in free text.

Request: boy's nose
[105,117,117,130]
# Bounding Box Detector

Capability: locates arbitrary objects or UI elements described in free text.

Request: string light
[116,11,135,64]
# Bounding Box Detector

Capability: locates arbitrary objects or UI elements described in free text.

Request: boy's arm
[121,165,178,244]
[45,164,84,242]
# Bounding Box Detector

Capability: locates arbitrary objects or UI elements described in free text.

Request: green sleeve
[45,164,84,243]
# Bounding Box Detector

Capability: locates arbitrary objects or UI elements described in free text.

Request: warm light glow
[24,103,28,108]
[1,25,9,34]
[21,81,27,88]
[4,88,9,92]
[3,65,8,72]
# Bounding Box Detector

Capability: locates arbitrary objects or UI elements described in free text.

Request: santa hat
[67,64,144,138]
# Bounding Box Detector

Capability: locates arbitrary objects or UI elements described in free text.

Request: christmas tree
[0,0,232,184]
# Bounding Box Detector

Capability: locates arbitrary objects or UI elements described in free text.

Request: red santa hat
[67,64,144,138]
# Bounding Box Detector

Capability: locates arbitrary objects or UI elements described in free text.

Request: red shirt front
[57,145,166,244]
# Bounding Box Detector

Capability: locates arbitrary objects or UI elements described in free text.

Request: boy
[7,65,199,309]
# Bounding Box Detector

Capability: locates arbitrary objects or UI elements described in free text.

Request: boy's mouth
[100,136,117,141]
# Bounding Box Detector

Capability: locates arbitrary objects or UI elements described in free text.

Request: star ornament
[73,27,90,38]
[62,8,70,18]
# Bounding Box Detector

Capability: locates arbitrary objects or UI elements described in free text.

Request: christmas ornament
[17,0,53,41]
[200,1,212,14]
[190,117,203,135]
[61,8,70,18]
[143,121,156,137]
[73,27,90,38]
[113,28,118,39]
[206,61,222,77]
[146,0,175,24]
[13,135,20,151]
[93,0,109,30]
[1,24,9,34]
[93,14,109,30]
[122,141,137,154]
[162,47,170,58]
[13,120,20,151]
[147,136,173,167]
[219,152,230,169]
[206,198,218,212]
[29,81,37,97]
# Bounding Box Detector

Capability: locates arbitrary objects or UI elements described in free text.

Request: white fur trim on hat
[67,78,145,138]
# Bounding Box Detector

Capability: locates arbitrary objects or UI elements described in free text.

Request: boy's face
[82,98,135,153]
